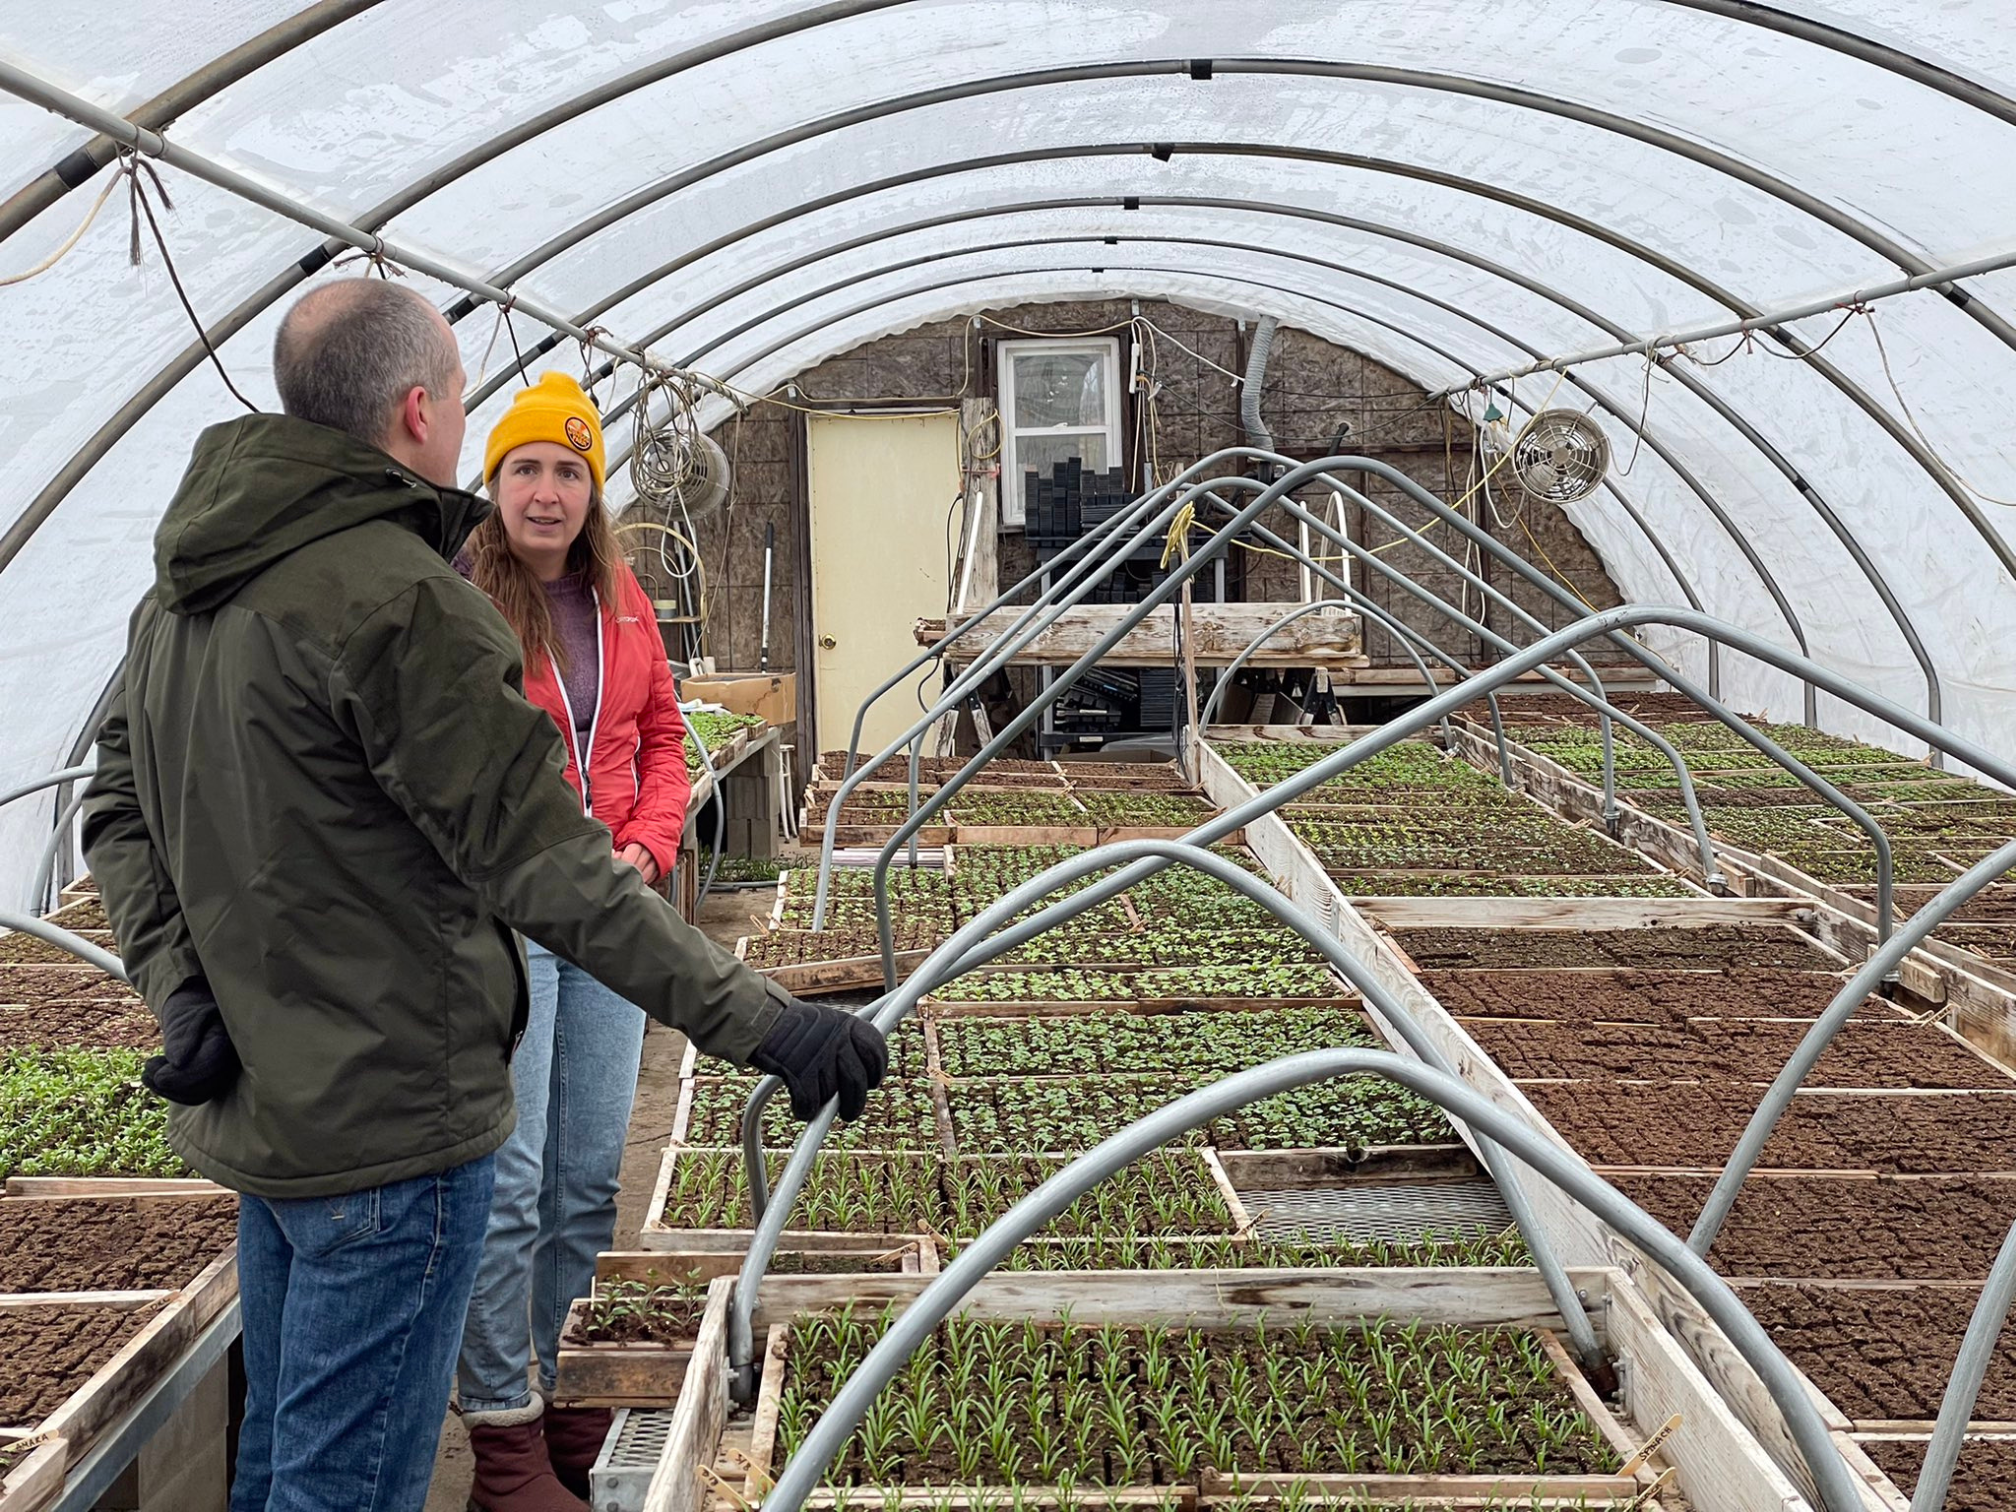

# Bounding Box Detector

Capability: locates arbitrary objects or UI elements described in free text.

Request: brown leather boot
[463,1401,587,1512]
[543,1405,615,1498]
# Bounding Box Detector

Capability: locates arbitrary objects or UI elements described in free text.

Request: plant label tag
[1621,1411,1684,1475]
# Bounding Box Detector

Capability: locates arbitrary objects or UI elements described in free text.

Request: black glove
[143,980,241,1106]
[750,991,888,1121]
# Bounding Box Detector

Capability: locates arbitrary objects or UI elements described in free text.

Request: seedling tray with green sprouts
[675,1075,949,1154]
[641,1149,1244,1244]
[928,1006,1377,1079]
[942,1074,1454,1156]
[921,964,1343,1015]
[724,1269,1665,1509]
[554,1276,712,1407]
[1328,871,1700,899]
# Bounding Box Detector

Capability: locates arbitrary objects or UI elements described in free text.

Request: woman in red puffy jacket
[453,372,688,1507]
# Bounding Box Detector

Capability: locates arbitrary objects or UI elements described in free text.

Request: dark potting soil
[0,1302,161,1427]
[1859,1437,2016,1512]
[1467,1016,1999,1090]
[0,1195,237,1292]
[1740,1281,2016,1421]
[1934,923,2016,966]
[0,965,141,1007]
[44,899,109,932]
[1610,1173,2016,1281]
[1853,882,2016,924]
[1394,925,1841,971]
[1420,968,1861,1027]
[0,933,120,966]
[1526,1082,2016,1175]
[1463,691,1727,727]
[740,923,947,967]
[0,999,159,1052]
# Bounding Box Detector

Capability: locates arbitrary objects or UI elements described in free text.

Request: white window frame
[996,336,1124,528]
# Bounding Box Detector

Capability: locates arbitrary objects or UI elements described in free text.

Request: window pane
[1016,431,1107,479]
[1013,352,1106,428]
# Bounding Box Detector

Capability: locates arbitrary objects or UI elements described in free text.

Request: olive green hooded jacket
[80,414,779,1198]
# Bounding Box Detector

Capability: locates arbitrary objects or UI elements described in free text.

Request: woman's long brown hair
[465,478,624,675]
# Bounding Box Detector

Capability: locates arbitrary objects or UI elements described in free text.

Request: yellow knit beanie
[484,372,606,490]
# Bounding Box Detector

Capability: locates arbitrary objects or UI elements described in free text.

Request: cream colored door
[806,412,960,755]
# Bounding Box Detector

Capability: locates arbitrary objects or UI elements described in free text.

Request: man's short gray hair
[272,280,459,445]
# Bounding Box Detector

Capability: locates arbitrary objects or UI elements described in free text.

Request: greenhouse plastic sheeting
[1,0,2014,905]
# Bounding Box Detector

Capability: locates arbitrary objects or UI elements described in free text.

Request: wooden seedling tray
[640,1145,944,1251]
[597,1241,935,1288]
[553,1295,702,1409]
[660,1267,1679,1512]
[733,936,933,995]
[0,1436,67,1512]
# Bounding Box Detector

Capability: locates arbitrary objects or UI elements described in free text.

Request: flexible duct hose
[1239,315,1279,459]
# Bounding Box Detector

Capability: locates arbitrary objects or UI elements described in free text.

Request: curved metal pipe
[1186,481,1717,882]
[0,908,125,978]
[0,765,95,812]
[666,212,1941,747]
[811,462,1196,928]
[740,838,1610,1383]
[28,787,89,917]
[756,1047,1864,1512]
[1199,601,1350,726]
[1915,1217,2016,1512]
[1687,833,2016,1256]
[1271,453,1895,937]
[590,208,1812,703]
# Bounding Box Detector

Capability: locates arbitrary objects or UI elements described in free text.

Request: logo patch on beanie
[564,415,594,453]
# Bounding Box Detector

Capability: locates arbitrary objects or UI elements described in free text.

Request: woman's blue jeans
[457,941,648,1412]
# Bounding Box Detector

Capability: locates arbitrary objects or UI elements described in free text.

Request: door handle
[819,634,838,650]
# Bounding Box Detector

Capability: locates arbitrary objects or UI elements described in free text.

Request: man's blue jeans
[458,941,646,1412]
[230,1154,496,1511]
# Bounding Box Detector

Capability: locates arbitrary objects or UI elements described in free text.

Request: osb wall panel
[666,299,1629,699]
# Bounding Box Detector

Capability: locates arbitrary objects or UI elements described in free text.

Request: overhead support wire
[1439,244,2016,394]
[0,59,733,405]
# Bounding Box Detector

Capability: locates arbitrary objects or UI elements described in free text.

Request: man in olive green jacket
[81,280,883,1512]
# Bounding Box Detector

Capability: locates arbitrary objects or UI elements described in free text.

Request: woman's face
[494,441,595,573]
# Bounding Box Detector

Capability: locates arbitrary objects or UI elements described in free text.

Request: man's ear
[398,385,431,444]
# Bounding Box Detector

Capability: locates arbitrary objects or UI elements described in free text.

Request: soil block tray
[1393,925,1843,972]
[690,1268,1725,1511]
[1466,1015,1997,1089]
[0,1300,164,1430]
[0,997,157,1054]
[0,1192,237,1293]
[597,1241,933,1288]
[1524,1082,2016,1176]
[1855,1435,2016,1512]
[1738,1280,2016,1424]
[920,964,1345,1014]
[1609,1172,2016,1281]
[1418,969,1868,1028]
[0,934,117,967]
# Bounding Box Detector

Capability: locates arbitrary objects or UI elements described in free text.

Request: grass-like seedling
[946,1073,1451,1155]
[571,1278,710,1345]
[948,1228,1530,1271]
[774,1305,1622,1487]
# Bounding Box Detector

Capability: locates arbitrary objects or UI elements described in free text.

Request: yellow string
[1517,513,1602,611]
[1159,499,1196,568]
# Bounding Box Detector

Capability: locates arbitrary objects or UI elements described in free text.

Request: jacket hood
[155,413,491,614]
